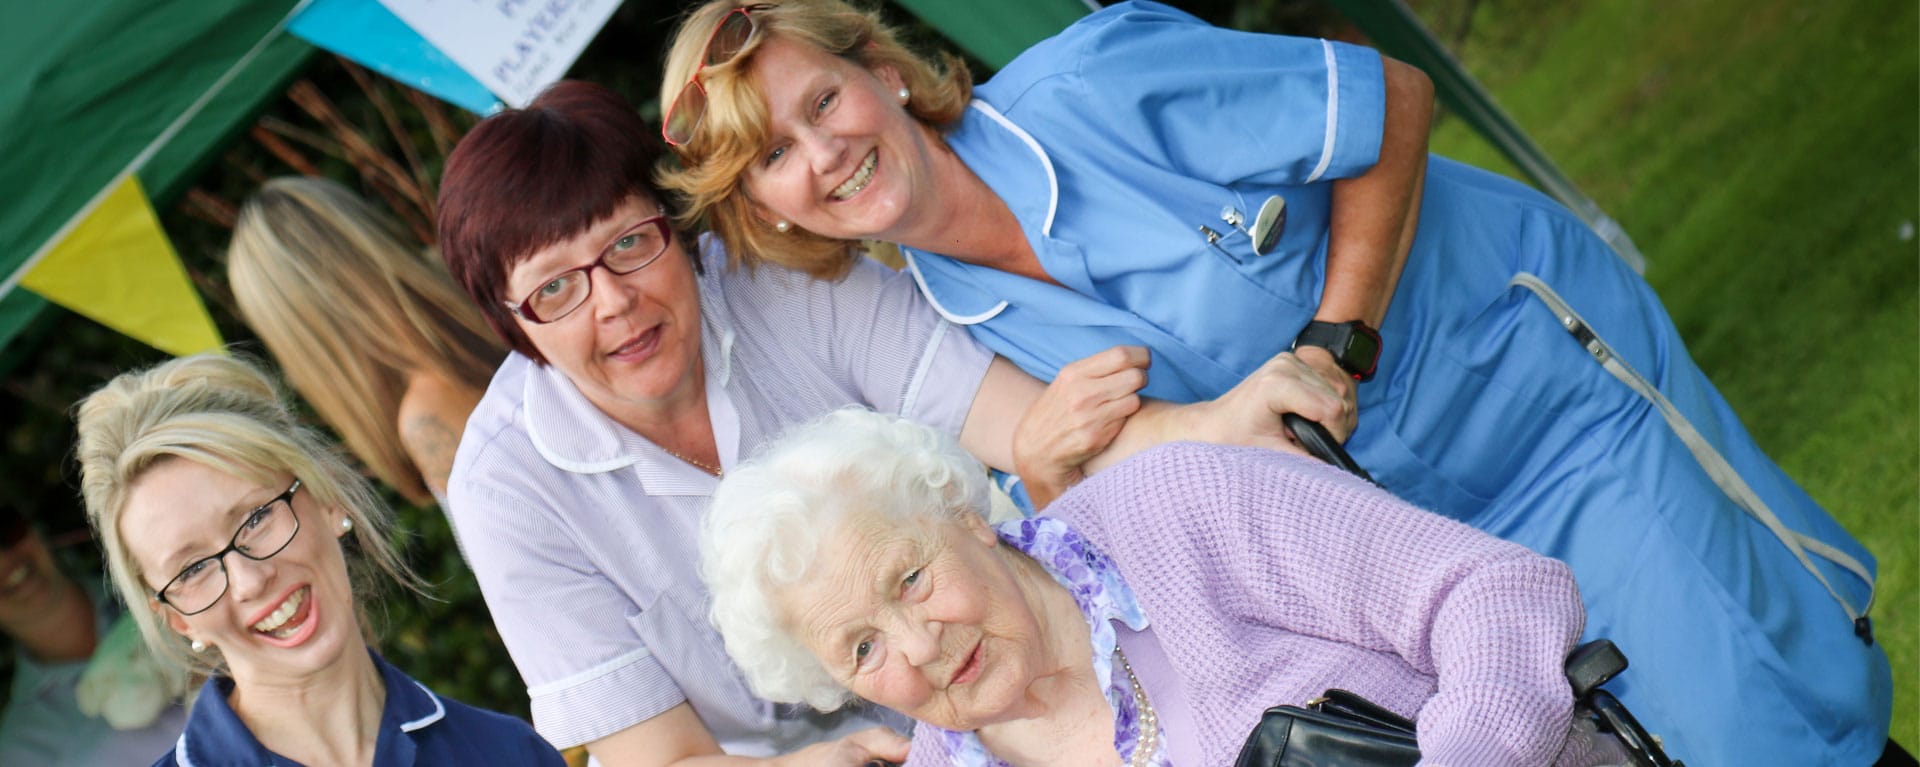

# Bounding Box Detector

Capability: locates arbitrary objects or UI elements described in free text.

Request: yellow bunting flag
[22,175,223,356]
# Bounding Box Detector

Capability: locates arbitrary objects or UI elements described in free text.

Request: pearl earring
[897,87,911,103]
[341,516,354,533]
[774,220,792,233]
[190,639,207,653]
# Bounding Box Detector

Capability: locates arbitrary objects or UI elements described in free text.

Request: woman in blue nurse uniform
[657,1,1891,764]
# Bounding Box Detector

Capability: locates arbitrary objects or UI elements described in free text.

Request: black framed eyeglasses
[153,479,303,616]
[506,215,675,324]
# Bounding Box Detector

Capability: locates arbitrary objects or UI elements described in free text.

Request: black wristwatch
[1293,320,1381,382]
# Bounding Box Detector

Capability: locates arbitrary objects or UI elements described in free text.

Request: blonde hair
[74,353,423,678]
[656,0,972,278]
[228,177,503,504]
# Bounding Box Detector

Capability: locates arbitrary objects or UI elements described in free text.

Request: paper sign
[377,0,620,108]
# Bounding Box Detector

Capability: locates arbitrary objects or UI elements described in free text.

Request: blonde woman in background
[228,177,504,507]
[73,353,563,766]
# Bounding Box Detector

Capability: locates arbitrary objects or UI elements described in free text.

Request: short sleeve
[728,253,995,434]
[832,257,994,430]
[446,479,685,748]
[997,1,1386,187]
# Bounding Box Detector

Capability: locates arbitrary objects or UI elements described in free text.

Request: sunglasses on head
[662,3,778,147]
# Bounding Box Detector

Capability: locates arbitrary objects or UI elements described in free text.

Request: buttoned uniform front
[155,650,562,767]
[445,235,993,752]
[897,2,1890,764]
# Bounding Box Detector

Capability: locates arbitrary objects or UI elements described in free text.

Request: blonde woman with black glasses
[74,353,563,766]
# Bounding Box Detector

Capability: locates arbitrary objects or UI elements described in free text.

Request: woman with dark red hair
[433,80,1340,767]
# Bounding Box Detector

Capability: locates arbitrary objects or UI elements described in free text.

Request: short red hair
[436,80,681,365]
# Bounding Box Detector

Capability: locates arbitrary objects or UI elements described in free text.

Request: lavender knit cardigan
[906,443,1614,767]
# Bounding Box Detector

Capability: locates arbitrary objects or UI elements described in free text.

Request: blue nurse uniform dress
[898,2,1890,763]
[155,651,565,766]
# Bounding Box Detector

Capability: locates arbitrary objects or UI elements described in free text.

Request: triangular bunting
[22,175,224,357]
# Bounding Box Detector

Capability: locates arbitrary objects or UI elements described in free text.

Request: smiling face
[120,458,357,684]
[781,512,1050,731]
[503,194,705,424]
[740,35,947,244]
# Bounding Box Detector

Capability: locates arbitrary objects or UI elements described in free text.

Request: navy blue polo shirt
[155,651,563,766]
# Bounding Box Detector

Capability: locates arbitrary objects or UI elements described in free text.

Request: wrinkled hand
[1013,346,1150,506]
[1284,345,1359,442]
[775,727,910,767]
[1182,348,1356,456]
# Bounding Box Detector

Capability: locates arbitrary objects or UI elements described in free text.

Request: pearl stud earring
[190,639,207,653]
[897,87,911,103]
[775,220,792,233]
[341,516,354,533]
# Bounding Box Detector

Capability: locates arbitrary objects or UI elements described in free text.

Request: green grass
[1418,0,1919,748]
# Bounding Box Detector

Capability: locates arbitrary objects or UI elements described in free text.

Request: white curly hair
[699,408,991,711]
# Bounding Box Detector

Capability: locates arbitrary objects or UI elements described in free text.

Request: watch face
[1296,320,1382,380]
[1347,328,1380,367]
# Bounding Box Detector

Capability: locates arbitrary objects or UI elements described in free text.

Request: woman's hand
[1177,349,1353,456]
[772,728,910,767]
[1283,345,1359,443]
[1077,349,1353,481]
[1012,346,1150,508]
[971,347,1352,510]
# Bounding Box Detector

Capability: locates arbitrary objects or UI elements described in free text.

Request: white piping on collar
[524,240,738,474]
[1306,39,1339,183]
[523,363,637,475]
[902,250,1008,325]
[967,100,1059,235]
[169,679,445,763]
[399,680,447,732]
[895,99,1058,326]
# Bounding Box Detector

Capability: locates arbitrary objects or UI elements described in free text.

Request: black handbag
[1233,689,1419,767]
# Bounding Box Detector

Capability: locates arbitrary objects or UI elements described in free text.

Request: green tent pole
[1326,0,1645,271]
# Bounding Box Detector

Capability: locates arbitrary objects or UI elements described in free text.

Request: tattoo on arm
[401,414,462,499]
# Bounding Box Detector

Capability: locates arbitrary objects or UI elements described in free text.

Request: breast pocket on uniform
[626,587,775,733]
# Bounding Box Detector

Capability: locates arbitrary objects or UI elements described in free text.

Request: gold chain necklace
[1116,648,1160,767]
[659,444,721,476]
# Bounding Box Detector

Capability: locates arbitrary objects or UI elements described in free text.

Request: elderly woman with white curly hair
[701,409,1631,766]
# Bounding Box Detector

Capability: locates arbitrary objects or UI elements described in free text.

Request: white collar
[520,235,738,489]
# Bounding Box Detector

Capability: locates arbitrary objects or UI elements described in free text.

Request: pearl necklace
[659,444,721,476]
[1116,648,1160,767]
